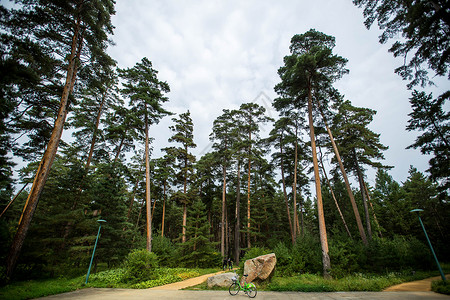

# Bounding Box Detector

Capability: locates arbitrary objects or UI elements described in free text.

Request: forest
[0,0,449,285]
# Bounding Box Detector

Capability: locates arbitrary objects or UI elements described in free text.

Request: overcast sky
[107,0,448,186]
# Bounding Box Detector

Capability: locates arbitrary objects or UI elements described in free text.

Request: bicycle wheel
[229,282,240,296]
[247,286,257,298]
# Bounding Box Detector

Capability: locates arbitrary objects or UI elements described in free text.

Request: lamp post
[85,219,106,284]
[410,209,446,281]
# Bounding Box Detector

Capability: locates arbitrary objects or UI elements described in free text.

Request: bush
[122,249,159,283]
[432,280,450,295]
[152,235,176,267]
[365,236,431,272]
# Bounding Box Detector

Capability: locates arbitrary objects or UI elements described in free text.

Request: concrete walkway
[35,272,450,300]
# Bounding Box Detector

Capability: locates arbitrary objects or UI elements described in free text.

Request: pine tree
[167,111,196,243]
[406,91,449,195]
[177,198,218,268]
[332,100,390,241]
[4,0,116,278]
[275,29,349,278]
[118,57,171,252]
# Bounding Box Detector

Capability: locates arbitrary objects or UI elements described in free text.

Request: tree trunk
[6,15,83,278]
[363,181,383,238]
[280,138,295,244]
[145,107,152,252]
[354,152,372,241]
[182,145,188,243]
[307,81,331,279]
[85,88,107,171]
[292,121,299,241]
[113,132,127,168]
[234,159,241,265]
[316,100,368,246]
[318,146,352,238]
[221,163,227,257]
[0,183,28,219]
[161,180,166,237]
[247,131,251,249]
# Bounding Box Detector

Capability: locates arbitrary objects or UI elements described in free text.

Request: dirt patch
[149,270,233,290]
[383,274,449,292]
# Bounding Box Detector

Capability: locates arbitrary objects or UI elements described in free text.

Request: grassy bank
[0,268,217,300]
[266,272,429,292]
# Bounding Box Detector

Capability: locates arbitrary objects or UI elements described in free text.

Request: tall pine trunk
[280,139,295,244]
[145,107,152,252]
[182,145,188,243]
[318,146,352,238]
[307,81,331,279]
[234,159,241,265]
[161,180,167,236]
[317,101,368,246]
[6,15,83,278]
[354,151,372,241]
[221,163,227,257]
[246,131,251,249]
[85,89,107,171]
[292,122,299,240]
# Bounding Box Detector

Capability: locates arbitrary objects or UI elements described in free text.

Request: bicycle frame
[230,274,257,297]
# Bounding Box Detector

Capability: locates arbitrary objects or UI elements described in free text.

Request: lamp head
[97,219,107,223]
[410,209,424,213]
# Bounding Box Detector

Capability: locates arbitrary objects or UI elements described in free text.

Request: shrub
[152,235,176,266]
[432,280,450,295]
[122,249,159,283]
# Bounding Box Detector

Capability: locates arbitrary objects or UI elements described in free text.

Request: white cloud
[107,0,448,184]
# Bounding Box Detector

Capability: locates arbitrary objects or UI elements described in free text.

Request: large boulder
[207,272,236,288]
[243,253,277,283]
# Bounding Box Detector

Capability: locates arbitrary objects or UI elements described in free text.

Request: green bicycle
[229,274,257,298]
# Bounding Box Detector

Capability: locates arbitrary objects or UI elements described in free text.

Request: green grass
[267,270,448,292]
[0,267,219,300]
[0,277,83,300]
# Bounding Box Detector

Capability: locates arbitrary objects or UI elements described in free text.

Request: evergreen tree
[4,0,116,278]
[210,109,234,257]
[406,90,449,196]
[118,57,171,252]
[332,100,391,241]
[275,29,348,278]
[177,198,217,268]
[167,110,196,243]
[353,0,450,88]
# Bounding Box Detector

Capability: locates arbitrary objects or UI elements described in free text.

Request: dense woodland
[0,0,449,282]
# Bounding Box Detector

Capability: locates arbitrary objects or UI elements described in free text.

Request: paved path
[36,289,449,299]
[35,272,450,300]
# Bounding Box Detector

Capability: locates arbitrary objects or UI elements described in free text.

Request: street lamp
[410,209,446,281]
[85,219,106,284]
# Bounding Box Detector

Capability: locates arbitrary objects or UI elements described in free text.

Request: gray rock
[243,253,277,283]
[206,272,236,288]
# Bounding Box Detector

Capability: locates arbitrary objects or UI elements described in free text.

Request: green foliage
[176,198,219,268]
[432,280,450,295]
[151,235,177,267]
[272,233,322,276]
[366,236,431,272]
[122,249,159,283]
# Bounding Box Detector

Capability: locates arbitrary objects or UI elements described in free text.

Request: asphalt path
[36,289,449,300]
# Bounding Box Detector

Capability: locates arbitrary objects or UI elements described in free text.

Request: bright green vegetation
[0,267,217,300]
[266,271,440,292]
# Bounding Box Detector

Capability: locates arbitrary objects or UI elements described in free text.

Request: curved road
[36,289,449,300]
[36,273,450,300]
